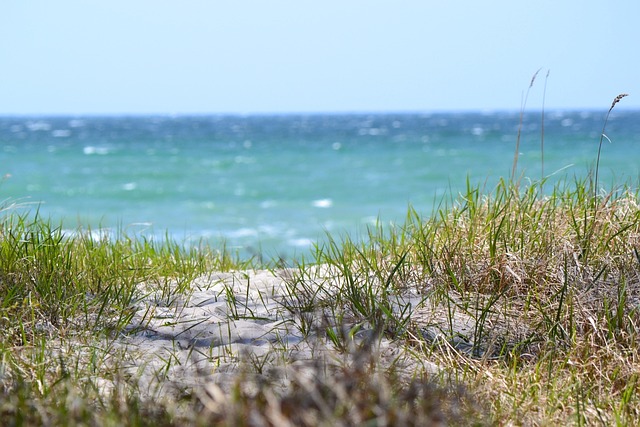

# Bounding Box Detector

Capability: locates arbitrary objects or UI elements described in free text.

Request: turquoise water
[2,111,639,259]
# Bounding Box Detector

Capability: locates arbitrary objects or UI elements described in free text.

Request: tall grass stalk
[540,69,550,186]
[511,68,541,182]
[594,93,628,200]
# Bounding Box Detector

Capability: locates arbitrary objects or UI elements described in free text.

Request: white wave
[288,238,313,247]
[471,126,484,136]
[83,146,110,155]
[312,198,333,208]
[52,129,71,138]
[227,228,258,238]
[26,121,51,132]
[62,228,112,242]
[234,155,255,164]
[260,200,277,209]
[257,224,279,236]
[68,119,85,128]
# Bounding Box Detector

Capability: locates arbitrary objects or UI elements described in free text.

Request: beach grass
[2,97,639,425]
[2,173,639,425]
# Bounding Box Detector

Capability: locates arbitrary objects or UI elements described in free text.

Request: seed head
[610,93,629,111]
[529,68,542,88]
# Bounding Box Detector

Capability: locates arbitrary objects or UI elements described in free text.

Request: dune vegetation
[1,92,639,426]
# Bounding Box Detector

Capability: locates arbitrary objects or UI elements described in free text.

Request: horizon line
[1,106,638,118]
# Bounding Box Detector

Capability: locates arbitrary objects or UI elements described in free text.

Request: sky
[1,1,638,115]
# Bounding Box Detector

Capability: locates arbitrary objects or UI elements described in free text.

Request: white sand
[87,266,515,400]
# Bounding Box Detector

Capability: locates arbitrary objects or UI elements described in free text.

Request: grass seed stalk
[594,93,629,200]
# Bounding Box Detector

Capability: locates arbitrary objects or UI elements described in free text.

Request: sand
[84,266,514,401]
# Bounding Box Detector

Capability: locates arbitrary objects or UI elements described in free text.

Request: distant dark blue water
[1,111,639,259]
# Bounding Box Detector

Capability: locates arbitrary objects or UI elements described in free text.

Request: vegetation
[1,92,638,425]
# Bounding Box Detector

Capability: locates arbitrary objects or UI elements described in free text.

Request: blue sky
[1,1,638,115]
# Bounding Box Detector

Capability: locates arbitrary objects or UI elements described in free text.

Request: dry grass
[403,180,640,425]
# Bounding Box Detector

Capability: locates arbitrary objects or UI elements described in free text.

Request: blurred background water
[2,111,639,260]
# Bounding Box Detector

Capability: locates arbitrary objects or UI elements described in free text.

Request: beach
[3,177,640,425]
[3,109,640,424]
[86,267,443,400]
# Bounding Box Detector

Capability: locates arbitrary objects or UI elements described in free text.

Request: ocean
[2,111,639,260]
